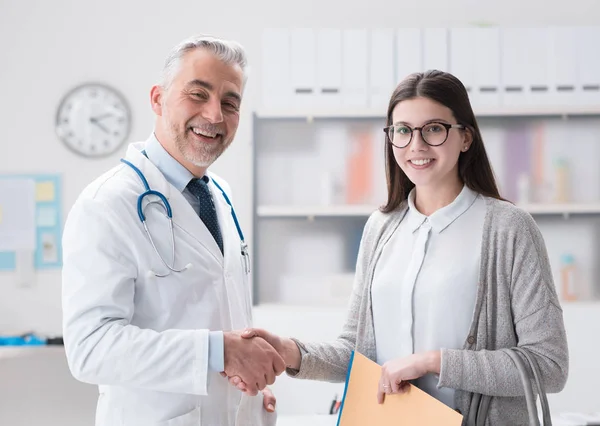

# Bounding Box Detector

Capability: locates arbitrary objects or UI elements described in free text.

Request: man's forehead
[177,49,243,91]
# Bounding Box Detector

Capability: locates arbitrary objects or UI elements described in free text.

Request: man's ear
[150,85,164,116]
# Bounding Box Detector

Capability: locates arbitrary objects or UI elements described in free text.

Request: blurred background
[2,0,600,424]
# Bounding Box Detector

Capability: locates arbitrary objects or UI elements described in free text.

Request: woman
[235,70,569,425]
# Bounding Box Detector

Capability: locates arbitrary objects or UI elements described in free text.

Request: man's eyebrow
[223,91,242,103]
[185,79,213,91]
[185,79,241,103]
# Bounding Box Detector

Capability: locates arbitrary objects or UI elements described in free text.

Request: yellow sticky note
[36,182,55,202]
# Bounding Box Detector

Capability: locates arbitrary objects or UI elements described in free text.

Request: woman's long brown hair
[381,70,504,213]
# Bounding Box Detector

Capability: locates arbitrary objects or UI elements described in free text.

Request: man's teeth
[192,128,218,138]
[411,159,433,166]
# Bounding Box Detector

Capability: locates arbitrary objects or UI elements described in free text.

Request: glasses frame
[383,122,466,148]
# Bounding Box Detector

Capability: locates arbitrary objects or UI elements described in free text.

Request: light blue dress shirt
[144,133,225,373]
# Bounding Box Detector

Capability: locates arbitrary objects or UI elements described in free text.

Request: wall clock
[55,83,131,158]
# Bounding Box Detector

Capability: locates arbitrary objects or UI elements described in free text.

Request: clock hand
[90,113,113,122]
[90,117,110,134]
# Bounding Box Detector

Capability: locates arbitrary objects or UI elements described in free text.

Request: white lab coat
[62,142,274,426]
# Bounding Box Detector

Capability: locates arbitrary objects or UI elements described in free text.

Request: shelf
[257,204,378,218]
[257,203,600,218]
[0,346,64,361]
[255,106,600,120]
[520,203,600,216]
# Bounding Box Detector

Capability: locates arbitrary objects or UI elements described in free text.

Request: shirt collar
[406,185,479,233]
[144,133,195,193]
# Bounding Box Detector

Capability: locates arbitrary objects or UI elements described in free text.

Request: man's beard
[171,124,230,168]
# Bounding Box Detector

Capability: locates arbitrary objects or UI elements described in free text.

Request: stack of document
[338,352,463,426]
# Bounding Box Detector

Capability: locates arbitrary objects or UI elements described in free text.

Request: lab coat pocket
[235,392,277,426]
[158,406,202,426]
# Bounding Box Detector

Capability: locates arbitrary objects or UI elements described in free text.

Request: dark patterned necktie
[186,177,224,254]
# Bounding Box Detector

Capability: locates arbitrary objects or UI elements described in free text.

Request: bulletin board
[0,174,62,271]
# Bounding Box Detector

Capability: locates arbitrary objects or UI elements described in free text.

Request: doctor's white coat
[62,142,274,426]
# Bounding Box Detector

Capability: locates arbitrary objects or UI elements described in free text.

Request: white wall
[2,0,600,422]
[2,0,600,334]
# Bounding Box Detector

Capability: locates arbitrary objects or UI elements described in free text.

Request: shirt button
[467,336,476,345]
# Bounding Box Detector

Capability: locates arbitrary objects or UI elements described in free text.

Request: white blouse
[371,185,486,408]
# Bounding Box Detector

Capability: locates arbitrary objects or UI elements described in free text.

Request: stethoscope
[120,156,250,278]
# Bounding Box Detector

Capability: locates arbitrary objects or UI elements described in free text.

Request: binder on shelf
[342,29,369,109]
[549,27,578,106]
[449,28,476,103]
[291,28,317,109]
[423,28,449,73]
[346,132,373,205]
[501,28,528,107]
[261,29,292,109]
[317,29,342,109]
[396,28,423,84]
[473,27,501,108]
[576,26,600,106]
[369,29,396,111]
[525,27,552,106]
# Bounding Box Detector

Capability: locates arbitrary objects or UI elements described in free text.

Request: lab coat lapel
[209,177,235,262]
[123,143,224,264]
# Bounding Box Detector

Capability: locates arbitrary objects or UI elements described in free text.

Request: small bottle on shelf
[560,254,577,302]
[517,174,531,205]
[554,158,570,203]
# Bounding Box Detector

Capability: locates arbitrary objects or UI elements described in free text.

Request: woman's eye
[397,126,411,134]
[426,124,443,132]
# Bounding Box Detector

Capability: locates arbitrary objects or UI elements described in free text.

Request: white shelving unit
[252,108,600,306]
[255,106,600,120]
[257,203,600,219]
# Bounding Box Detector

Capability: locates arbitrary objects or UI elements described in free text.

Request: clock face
[55,83,131,158]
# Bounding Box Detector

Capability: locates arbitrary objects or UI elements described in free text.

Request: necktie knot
[186,177,210,198]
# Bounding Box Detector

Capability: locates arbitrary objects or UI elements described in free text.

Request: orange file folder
[337,352,463,426]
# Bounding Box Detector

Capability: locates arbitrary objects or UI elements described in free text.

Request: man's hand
[223,330,286,396]
[226,328,301,393]
[262,386,276,413]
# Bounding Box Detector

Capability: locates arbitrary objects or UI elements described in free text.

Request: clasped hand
[222,330,287,397]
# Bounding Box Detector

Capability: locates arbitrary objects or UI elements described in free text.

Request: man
[62,35,283,425]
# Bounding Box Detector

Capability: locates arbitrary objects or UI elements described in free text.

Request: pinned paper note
[41,233,58,263]
[0,252,16,271]
[0,179,36,251]
[37,207,57,228]
[35,181,55,202]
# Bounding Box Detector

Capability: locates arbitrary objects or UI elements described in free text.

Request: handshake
[221,328,301,396]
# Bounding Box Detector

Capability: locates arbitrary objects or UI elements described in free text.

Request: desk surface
[0,346,65,360]
[277,415,337,426]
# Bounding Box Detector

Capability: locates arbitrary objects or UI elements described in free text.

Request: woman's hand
[377,351,441,404]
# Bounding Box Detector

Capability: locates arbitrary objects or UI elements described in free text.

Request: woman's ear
[463,127,473,151]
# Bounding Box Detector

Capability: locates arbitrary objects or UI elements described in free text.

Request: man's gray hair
[160,35,248,88]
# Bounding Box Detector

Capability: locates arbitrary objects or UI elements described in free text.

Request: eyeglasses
[383,122,466,148]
